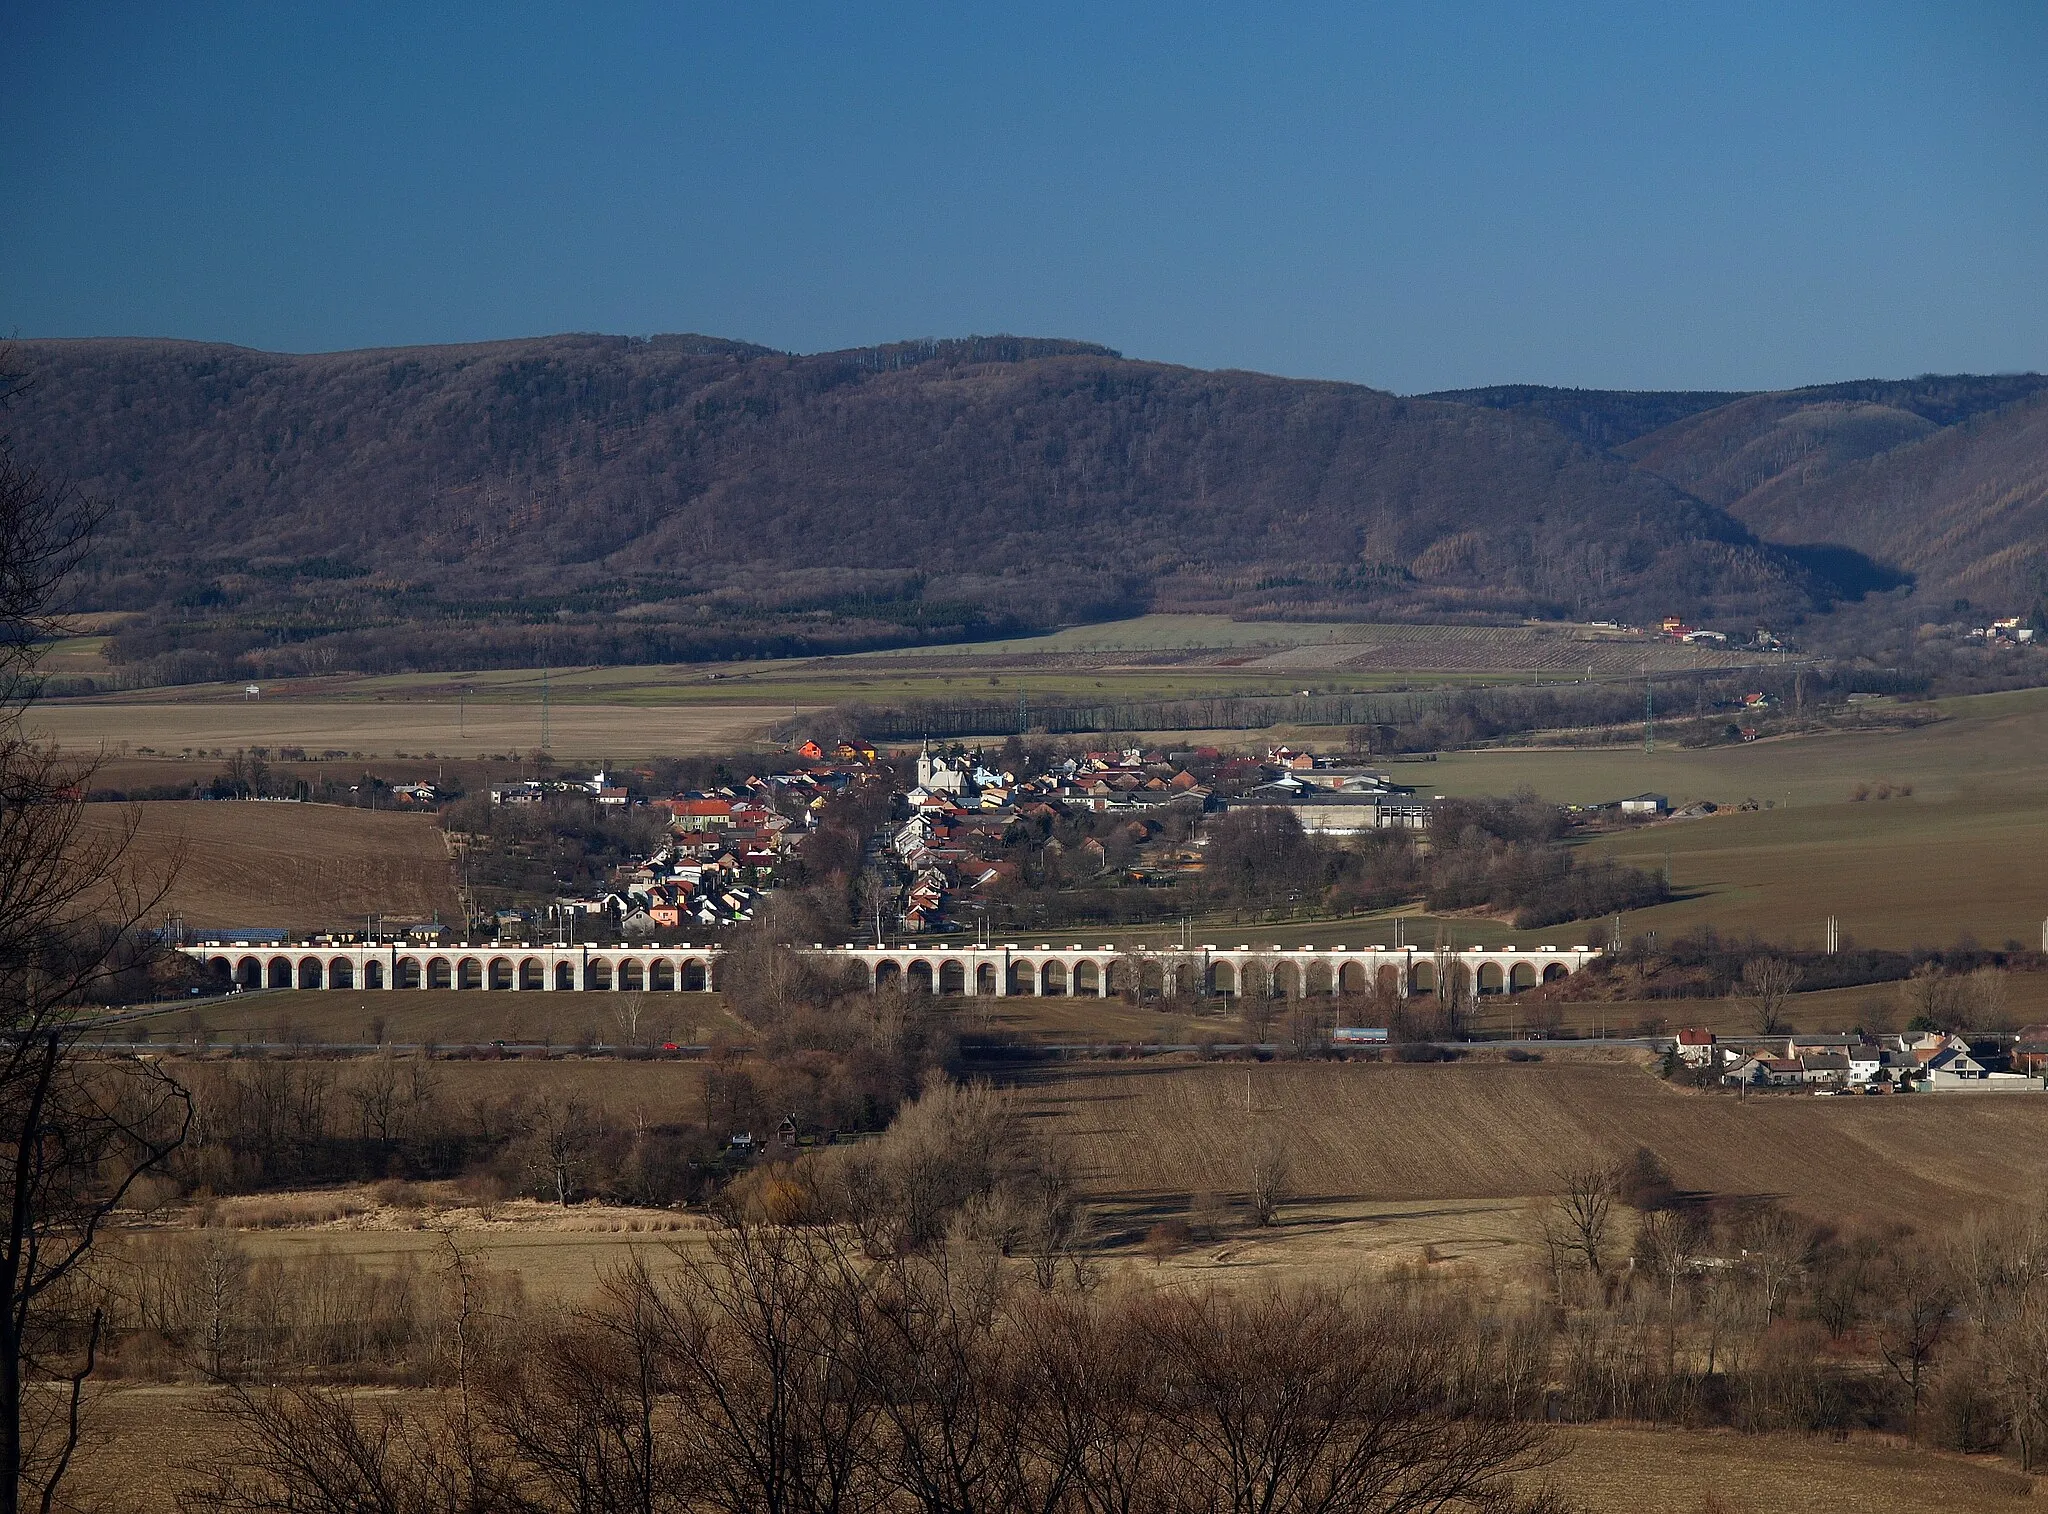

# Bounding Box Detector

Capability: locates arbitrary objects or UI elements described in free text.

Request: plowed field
[1019,1060,2048,1229]
[83,800,460,931]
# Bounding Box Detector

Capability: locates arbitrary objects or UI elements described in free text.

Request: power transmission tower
[1826,915,1840,954]
[1643,675,1655,754]
[541,664,552,752]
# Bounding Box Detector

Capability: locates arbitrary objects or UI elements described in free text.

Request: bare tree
[1246,1129,1292,1228]
[614,991,646,1046]
[1543,1165,1615,1287]
[1740,1205,1813,1325]
[0,354,193,1514]
[524,1097,591,1206]
[1872,1245,1953,1440]
[1732,956,1802,1036]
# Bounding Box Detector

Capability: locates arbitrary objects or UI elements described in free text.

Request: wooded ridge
[7,335,2044,680]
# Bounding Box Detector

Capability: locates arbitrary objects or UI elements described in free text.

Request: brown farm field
[84,801,460,930]
[28,698,795,760]
[1552,1426,2037,1513]
[135,987,748,1048]
[1017,1060,2048,1232]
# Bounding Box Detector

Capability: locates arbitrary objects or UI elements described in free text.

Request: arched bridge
[182,940,1599,998]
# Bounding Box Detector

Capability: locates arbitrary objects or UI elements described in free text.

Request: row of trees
[191,1226,1571,1514]
[1537,1153,2048,1461]
[1210,803,1669,930]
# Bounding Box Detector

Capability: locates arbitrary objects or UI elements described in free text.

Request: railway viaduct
[181,940,1600,998]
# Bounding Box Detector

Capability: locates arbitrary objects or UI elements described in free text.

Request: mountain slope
[4,335,1823,682]
[1617,377,2048,611]
[1430,374,2048,615]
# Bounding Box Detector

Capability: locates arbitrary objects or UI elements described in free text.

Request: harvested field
[127,985,1199,1050]
[82,801,458,930]
[1554,1425,2036,1513]
[29,699,793,759]
[133,987,747,1049]
[1017,1060,2048,1230]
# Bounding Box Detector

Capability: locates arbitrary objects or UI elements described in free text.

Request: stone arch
[620,959,646,991]
[365,959,385,989]
[1210,959,1239,996]
[296,957,323,990]
[875,960,902,990]
[1339,960,1369,995]
[1542,962,1569,983]
[586,958,612,990]
[1476,961,1506,995]
[457,957,484,990]
[427,957,452,989]
[1138,960,1165,998]
[1410,960,1437,995]
[488,957,515,990]
[1074,959,1102,995]
[1450,962,1473,999]
[396,956,423,989]
[1509,961,1538,992]
[1005,960,1033,994]
[520,957,547,990]
[236,956,262,989]
[906,960,935,993]
[1272,961,1302,999]
[650,958,676,991]
[1172,961,1202,997]
[682,958,709,992]
[206,954,232,981]
[1040,960,1068,995]
[328,957,355,990]
[267,957,294,989]
[1240,959,1272,999]
[1305,961,1334,996]
[938,959,967,995]
[555,961,577,990]
[976,963,998,995]
[1376,963,1402,996]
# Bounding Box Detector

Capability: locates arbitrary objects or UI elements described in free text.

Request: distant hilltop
[7,334,2046,682]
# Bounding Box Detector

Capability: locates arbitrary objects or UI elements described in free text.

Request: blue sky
[4,2,2044,392]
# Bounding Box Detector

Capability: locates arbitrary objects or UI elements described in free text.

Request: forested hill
[1430,374,2048,617]
[3,333,2016,683]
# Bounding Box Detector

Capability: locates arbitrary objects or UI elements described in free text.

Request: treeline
[1209,802,1669,930]
[1589,925,2048,1008]
[174,1231,1568,1514]
[444,793,667,907]
[834,663,1888,748]
[162,982,957,1202]
[1529,1153,2048,1463]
